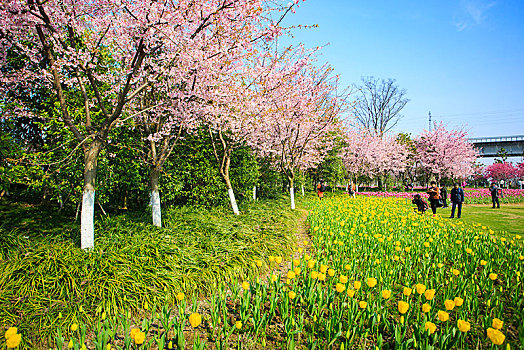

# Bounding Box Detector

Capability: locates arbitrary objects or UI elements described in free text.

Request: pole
[428,111,432,131]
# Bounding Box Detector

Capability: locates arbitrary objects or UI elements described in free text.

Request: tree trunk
[288,176,295,210]
[253,186,256,201]
[81,141,102,250]
[150,167,162,227]
[301,184,305,196]
[222,167,239,215]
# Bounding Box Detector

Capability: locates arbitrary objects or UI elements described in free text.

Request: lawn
[436,204,524,237]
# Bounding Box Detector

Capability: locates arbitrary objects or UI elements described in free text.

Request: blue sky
[281,0,524,139]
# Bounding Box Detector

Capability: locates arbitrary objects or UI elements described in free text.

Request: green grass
[0,196,304,346]
[435,204,524,237]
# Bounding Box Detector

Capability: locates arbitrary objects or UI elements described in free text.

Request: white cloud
[453,0,496,31]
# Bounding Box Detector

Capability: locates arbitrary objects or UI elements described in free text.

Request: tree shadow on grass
[0,199,79,240]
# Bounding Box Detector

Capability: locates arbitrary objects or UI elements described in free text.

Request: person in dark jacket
[440,186,448,208]
[489,183,502,208]
[450,183,465,218]
[412,194,428,213]
[426,181,440,215]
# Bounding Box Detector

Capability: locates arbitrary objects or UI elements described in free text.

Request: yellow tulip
[130,328,140,340]
[359,301,367,309]
[235,321,242,329]
[318,273,326,281]
[275,256,283,264]
[287,271,296,279]
[425,322,437,334]
[454,297,464,307]
[320,264,328,273]
[487,328,505,345]
[424,289,435,300]
[422,303,431,313]
[6,333,21,349]
[288,291,296,299]
[403,287,412,296]
[307,260,315,269]
[354,281,362,290]
[457,319,471,332]
[415,283,426,295]
[188,313,202,328]
[134,331,146,345]
[398,301,409,314]
[310,271,318,279]
[366,277,377,288]
[241,281,250,290]
[5,328,17,340]
[492,318,504,330]
[176,292,185,301]
[489,273,498,281]
[328,268,335,277]
[293,259,300,266]
[294,267,301,275]
[437,310,449,322]
[71,324,78,332]
[452,269,460,276]
[336,283,346,293]
[381,289,391,299]
[68,339,74,349]
[340,275,348,284]
[480,260,487,266]
[347,289,355,298]
[444,299,455,311]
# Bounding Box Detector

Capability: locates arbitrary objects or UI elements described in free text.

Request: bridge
[469,135,524,158]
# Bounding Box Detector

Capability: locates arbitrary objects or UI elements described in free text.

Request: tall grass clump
[0,196,301,346]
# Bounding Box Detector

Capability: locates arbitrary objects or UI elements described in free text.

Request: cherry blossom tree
[251,54,346,209]
[517,161,524,179]
[414,122,478,183]
[0,0,297,247]
[341,129,410,189]
[484,162,517,184]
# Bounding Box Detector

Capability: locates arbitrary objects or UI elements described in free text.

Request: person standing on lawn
[427,181,440,214]
[489,183,502,208]
[440,185,448,208]
[450,183,465,218]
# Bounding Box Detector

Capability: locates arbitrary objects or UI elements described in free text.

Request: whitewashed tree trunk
[290,186,295,209]
[228,188,240,215]
[301,184,305,196]
[81,190,95,250]
[150,168,162,227]
[253,186,256,201]
[151,190,161,227]
[81,142,101,250]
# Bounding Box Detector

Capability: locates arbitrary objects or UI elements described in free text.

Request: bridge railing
[468,135,524,143]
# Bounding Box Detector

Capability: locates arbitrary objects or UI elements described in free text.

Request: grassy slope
[0,196,304,342]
